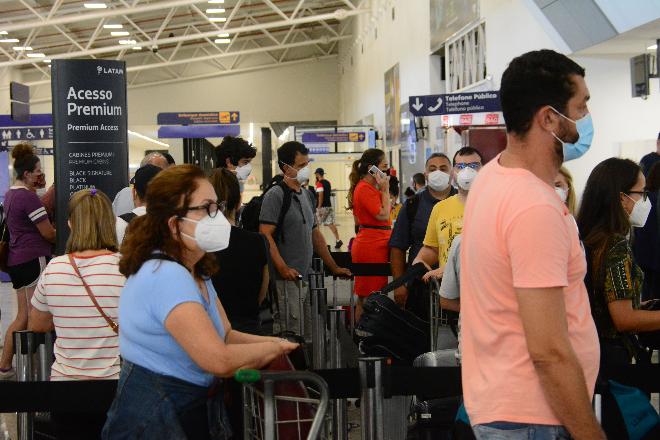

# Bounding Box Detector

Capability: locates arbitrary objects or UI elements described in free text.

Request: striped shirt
[31,252,125,381]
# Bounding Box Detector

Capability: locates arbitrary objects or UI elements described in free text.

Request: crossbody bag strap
[68,254,119,334]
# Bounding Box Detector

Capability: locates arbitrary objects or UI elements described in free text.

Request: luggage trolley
[428,278,456,351]
[236,369,330,440]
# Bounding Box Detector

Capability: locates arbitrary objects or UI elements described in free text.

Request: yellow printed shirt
[390,203,402,224]
[423,195,465,266]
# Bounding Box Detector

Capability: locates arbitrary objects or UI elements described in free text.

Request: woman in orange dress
[348,148,392,319]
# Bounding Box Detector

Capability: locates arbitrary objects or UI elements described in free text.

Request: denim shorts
[473,422,571,440]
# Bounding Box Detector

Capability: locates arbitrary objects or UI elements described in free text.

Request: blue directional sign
[302,132,366,143]
[0,126,53,141]
[409,91,501,117]
[158,124,240,139]
[157,111,240,125]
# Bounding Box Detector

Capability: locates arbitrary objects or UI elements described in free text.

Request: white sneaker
[0,369,15,380]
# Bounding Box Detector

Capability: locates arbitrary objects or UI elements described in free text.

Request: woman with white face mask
[554,166,577,216]
[578,158,660,373]
[103,165,298,439]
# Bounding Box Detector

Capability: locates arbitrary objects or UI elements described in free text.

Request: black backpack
[118,212,138,224]
[240,181,293,243]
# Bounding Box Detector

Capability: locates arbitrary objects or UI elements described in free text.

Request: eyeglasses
[627,190,649,202]
[455,162,481,170]
[184,201,225,218]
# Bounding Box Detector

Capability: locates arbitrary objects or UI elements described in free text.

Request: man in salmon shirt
[461,50,603,439]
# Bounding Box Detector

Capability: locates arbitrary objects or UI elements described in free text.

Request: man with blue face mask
[259,141,351,337]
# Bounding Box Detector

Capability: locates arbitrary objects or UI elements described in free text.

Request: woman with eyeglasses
[577,158,660,373]
[102,165,298,440]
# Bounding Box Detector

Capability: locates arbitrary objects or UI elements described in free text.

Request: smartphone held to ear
[368,165,386,179]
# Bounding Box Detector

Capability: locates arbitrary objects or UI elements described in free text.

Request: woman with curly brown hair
[102,164,297,440]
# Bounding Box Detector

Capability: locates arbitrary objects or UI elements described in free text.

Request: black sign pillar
[51,60,129,253]
[261,127,272,189]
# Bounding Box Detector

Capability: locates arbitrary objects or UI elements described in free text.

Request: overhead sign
[1,126,53,141]
[302,132,366,143]
[51,59,129,253]
[0,114,52,127]
[409,91,501,117]
[158,124,240,139]
[157,111,240,125]
[441,112,504,127]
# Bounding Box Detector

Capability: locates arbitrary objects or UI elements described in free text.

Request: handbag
[603,380,660,440]
[0,204,11,272]
[68,254,119,334]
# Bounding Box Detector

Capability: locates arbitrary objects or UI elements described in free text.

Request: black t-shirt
[316,179,332,207]
[212,226,268,330]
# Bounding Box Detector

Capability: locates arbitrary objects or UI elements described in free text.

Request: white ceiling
[574,17,659,58]
[0,0,365,98]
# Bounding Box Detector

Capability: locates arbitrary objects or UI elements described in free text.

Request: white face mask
[456,167,478,191]
[555,187,568,203]
[282,162,311,184]
[626,194,652,228]
[427,170,451,192]
[181,213,231,252]
[235,163,252,181]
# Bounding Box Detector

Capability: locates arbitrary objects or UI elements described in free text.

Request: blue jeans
[473,422,571,440]
[102,360,231,440]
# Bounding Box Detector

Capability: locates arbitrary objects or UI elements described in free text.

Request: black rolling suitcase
[355,263,430,365]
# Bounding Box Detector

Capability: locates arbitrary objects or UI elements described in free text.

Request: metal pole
[311,257,325,289]
[283,281,290,333]
[14,330,35,440]
[311,287,328,369]
[350,279,356,334]
[35,332,52,381]
[328,308,348,440]
[429,281,436,352]
[332,277,338,307]
[263,379,276,440]
[298,279,304,337]
[359,357,385,440]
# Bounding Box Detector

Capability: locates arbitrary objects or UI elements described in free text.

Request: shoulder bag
[0,202,11,272]
[68,254,119,334]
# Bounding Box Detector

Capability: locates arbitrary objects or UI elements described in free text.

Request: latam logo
[459,114,473,125]
[97,66,124,75]
[485,113,500,125]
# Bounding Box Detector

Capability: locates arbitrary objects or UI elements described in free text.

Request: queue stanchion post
[332,276,338,307]
[35,332,53,382]
[311,287,328,369]
[297,277,304,337]
[312,257,325,289]
[282,281,290,333]
[328,307,348,440]
[349,278,356,335]
[359,357,385,440]
[14,330,35,440]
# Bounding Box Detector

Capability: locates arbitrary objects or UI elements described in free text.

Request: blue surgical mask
[550,107,594,162]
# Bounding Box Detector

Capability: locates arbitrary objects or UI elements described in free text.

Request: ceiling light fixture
[26,53,46,58]
[0,31,7,35]
[118,39,137,45]
[132,46,142,50]
[208,0,225,3]
[111,31,130,37]
[83,3,107,9]
[13,46,33,51]
[217,33,229,37]
[209,17,227,22]
[648,44,658,50]
[206,8,225,13]
[127,130,170,148]
[103,24,123,29]
[43,59,51,63]
[0,38,19,43]
[215,38,231,44]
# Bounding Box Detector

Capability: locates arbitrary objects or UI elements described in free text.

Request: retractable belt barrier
[326,252,392,277]
[4,363,660,414]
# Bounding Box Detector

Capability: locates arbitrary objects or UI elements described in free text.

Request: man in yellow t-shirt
[414,147,483,281]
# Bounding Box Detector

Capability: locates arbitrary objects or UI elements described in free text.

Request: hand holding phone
[368,165,389,192]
